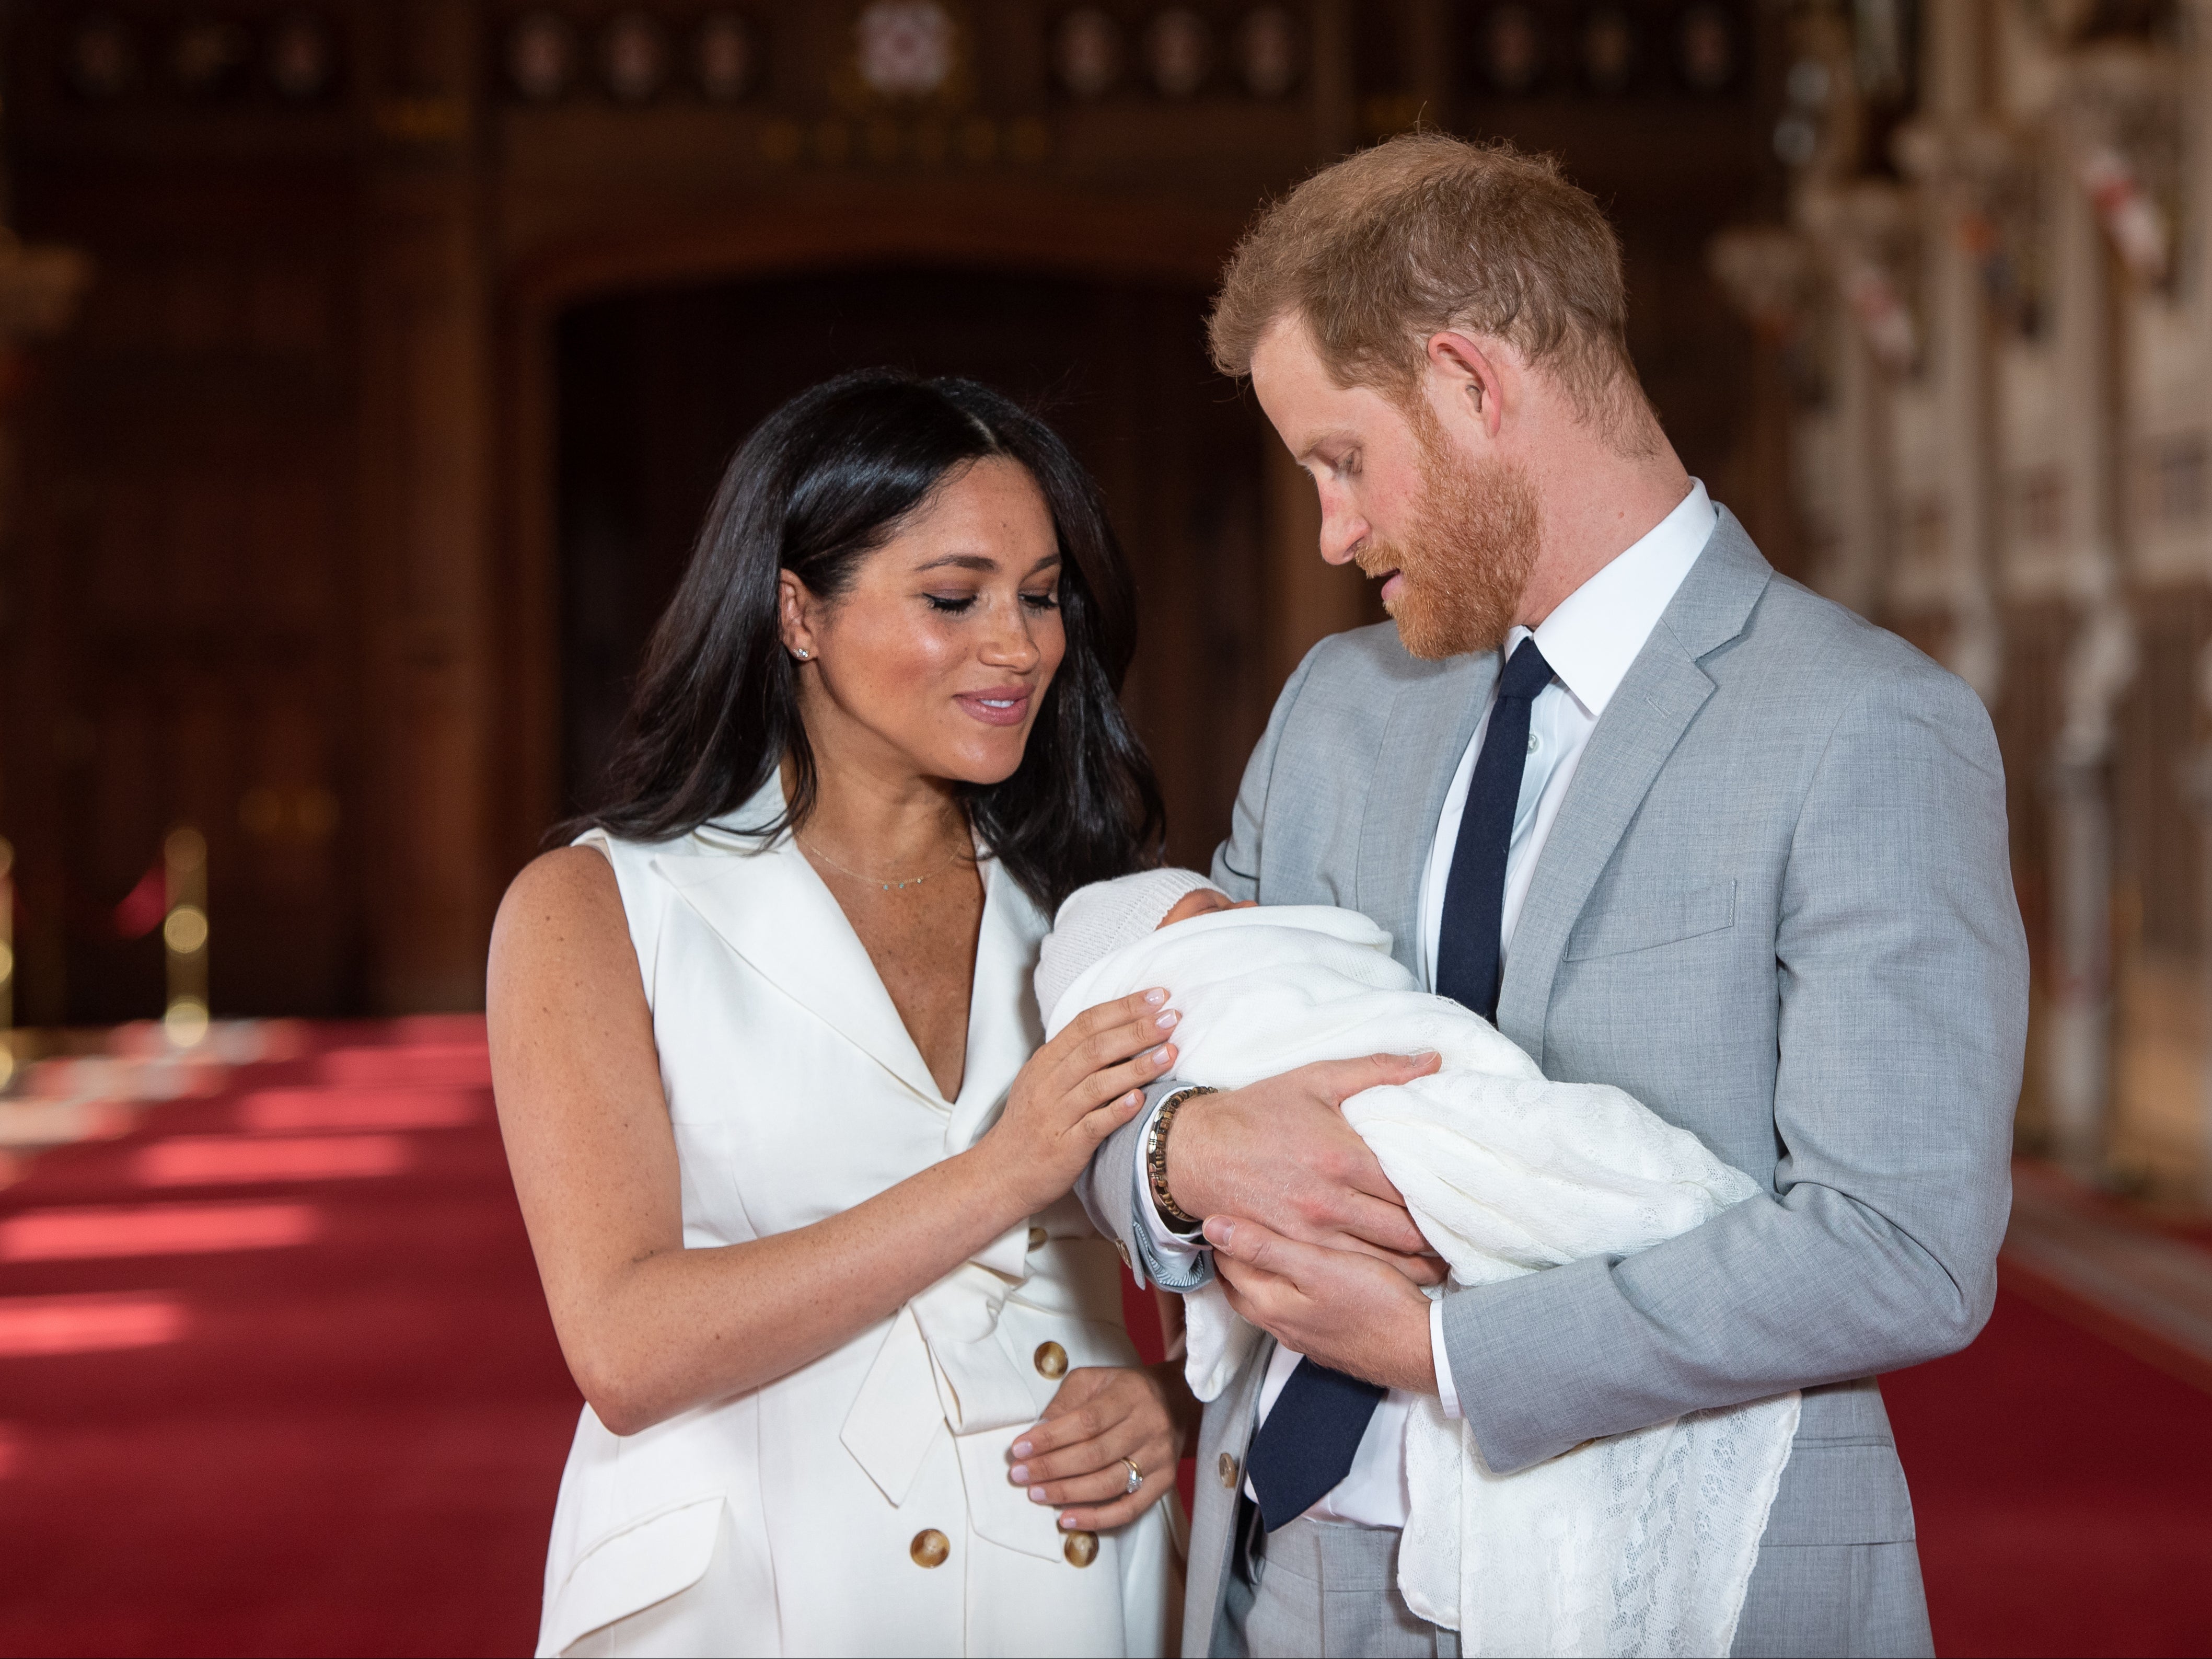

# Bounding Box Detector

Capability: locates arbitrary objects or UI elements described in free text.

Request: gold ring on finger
[1121,1456,1143,1496]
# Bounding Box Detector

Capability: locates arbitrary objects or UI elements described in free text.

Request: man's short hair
[1209,133,1652,441]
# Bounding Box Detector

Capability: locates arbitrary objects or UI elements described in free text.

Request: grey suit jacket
[1080,510,2026,1658]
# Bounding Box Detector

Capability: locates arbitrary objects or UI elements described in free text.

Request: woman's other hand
[1009,1362,1194,1531]
[974,989,1178,1216]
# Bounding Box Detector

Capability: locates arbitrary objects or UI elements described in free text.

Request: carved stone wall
[1714,0,2212,1199]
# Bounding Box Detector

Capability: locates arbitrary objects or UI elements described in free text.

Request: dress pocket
[1563,878,1737,962]
[540,1494,727,1656]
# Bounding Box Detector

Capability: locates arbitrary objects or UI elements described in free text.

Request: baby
[1036,870,1800,1659]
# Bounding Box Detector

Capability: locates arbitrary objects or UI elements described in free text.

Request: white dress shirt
[1142,479,1716,1528]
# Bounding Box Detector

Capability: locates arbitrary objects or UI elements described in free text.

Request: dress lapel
[652,782,1049,1124]
[947,858,1047,1149]
[1355,650,1494,976]
[1494,509,1774,1064]
[652,785,947,1109]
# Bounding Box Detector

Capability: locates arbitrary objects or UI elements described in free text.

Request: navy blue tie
[1242,1358,1387,1532]
[1435,637,1555,1020]
[1242,638,1555,1534]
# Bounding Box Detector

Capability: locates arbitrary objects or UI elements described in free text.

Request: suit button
[1033,1340,1069,1379]
[910,1528,949,1568]
[1028,1225,1047,1249]
[1063,1529,1098,1567]
[1218,1452,1238,1489]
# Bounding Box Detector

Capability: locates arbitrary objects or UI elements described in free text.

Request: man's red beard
[1358,410,1542,661]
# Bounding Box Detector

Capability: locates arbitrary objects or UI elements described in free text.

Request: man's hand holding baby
[1034,871,1447,1367]
[1201,1212,1439,1393]
[1164,1052,1445,1284]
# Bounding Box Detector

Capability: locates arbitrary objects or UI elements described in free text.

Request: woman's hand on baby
[1008,1362,1193,1532]
[1205,1215,1440,1394]
[1167,1053,1446,1285]
[977,989,1180,1218]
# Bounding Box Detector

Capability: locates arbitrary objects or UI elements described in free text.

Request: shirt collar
[1510,478,1717,720]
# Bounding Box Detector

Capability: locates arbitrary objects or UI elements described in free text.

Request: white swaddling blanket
[1045,902,1799,1658]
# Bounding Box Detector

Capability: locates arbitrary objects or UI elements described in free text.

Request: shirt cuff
[1133,1095,1207,1269]
[1430,1296,1462,1420]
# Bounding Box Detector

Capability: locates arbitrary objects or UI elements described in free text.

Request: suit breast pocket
[1563,878,1737,962]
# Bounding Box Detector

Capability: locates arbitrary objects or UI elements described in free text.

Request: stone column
[1796,180,1914,617]
[1900,0,2003,704]
[2183,2,2212,1202]
[2042,66,2141,1178]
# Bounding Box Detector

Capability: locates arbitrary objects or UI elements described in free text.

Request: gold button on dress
[1063,1529,1099,1568]
[1033,1340,1069,1379]
[909,1528,950,1569]
[1028,1224,1048,1249]
[1218,1451,1238,1489]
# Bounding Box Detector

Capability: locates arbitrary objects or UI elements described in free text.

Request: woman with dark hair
[490,371,1188,1657]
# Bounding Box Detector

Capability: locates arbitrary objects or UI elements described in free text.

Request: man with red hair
[1078,134,2026,1658]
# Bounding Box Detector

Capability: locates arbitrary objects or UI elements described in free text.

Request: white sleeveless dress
[536,784,1181,1658]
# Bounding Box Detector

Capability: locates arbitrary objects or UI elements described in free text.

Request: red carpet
[0,1020,579,1658]
[1883,1269,2212,1658]
[0,1020,2205,1656]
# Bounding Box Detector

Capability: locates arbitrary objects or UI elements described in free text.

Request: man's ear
[1424,330,1508,442]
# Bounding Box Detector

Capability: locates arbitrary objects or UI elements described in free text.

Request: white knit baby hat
[1033,868,1221,1029]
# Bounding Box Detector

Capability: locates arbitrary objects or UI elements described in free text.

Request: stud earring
[793,648,810,661]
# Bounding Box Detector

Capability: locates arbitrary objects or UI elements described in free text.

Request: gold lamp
[162,827,209,1049]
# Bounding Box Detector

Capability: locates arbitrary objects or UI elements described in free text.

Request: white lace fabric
[1044,901,1799,1658]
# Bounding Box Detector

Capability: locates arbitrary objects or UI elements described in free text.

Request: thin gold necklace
[797,832,968,892]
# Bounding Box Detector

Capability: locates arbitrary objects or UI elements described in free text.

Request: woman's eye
[923,594,978,615]
[1021,590,1060,612]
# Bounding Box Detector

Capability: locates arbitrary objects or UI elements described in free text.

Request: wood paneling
[5,168,362,1023]
[552,270,1272,871]
[4,1,1782,1015]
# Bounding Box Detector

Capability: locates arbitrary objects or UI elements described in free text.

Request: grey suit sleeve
[1072,1097,1150,1282]
[1445,665,2028,1474]
[1074,1080,1215,1291]
[1210,640,1326,901]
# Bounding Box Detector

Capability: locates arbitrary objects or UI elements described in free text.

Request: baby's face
[1157,888,1252,929]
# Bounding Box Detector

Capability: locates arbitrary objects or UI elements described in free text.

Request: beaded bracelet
[1145,1085,1216,1234]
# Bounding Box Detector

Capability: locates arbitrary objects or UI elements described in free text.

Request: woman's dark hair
[574,368,1165,913]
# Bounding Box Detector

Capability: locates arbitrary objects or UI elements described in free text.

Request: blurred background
[0,2,2207,1655]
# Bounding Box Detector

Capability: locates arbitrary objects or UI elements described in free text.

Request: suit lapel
[1188,1331,1279,1652]
[1355,650,1493,975]
[1492,649,1715,1062]
[1495,510,1774,1064]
